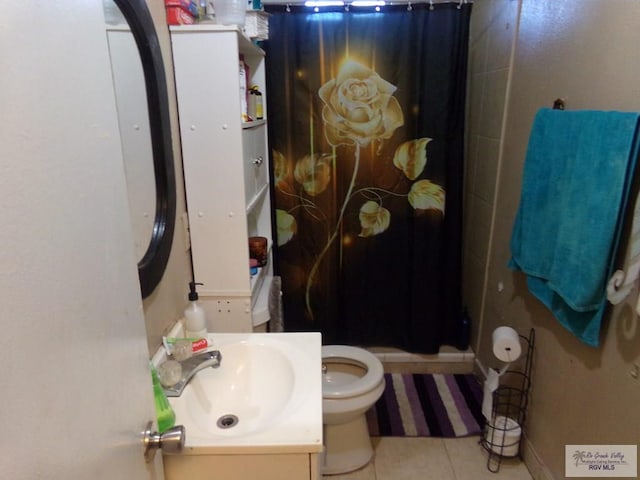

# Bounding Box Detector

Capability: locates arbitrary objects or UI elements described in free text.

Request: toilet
[321,345,386,475]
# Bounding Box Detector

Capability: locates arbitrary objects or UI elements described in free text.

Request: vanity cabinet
[170,25,273,331]
[164,452,320,480]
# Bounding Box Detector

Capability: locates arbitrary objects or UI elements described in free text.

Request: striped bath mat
[366,373,484,437]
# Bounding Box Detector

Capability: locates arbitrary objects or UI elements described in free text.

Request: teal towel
[509,108,640,346]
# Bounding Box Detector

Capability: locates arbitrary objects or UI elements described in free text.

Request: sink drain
[216,414,239,429]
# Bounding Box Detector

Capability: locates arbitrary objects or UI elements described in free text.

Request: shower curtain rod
[262,0,472,6]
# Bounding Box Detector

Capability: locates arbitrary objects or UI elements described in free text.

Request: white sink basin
[181,341,294,436]
[168,332,322,452]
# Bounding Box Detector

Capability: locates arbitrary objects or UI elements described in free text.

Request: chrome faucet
[163,350,222,397]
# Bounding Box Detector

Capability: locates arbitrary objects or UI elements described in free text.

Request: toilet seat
[322,345,384,399]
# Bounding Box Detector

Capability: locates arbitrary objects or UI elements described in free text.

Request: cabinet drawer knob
[252,156,264,166]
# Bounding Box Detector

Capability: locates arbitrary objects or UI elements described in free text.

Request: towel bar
[606,262,640,315]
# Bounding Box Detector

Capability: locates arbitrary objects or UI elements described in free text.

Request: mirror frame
[112,0,177,298]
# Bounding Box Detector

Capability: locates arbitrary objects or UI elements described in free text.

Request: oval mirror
[105,0,177,298]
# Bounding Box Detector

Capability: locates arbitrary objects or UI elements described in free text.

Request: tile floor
[323,435,533,480]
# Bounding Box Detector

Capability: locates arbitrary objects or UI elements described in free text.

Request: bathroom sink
[180,341,294,436]
[167,332,322,451]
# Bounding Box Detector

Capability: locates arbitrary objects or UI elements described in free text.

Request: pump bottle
[184,282,207,339]
[249,85,263,120]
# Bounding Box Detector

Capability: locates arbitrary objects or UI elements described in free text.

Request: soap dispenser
[184,282,207,339]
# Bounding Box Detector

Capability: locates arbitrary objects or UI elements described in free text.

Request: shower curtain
[264,2,471,353]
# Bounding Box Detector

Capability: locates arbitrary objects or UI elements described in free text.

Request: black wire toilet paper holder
[480,328,535,473]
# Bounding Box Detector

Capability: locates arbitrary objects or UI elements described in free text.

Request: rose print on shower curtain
[274,60,446,321]
[318,60,403,148]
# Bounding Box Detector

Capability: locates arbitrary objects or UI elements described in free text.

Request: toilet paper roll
[492,326,522,362]
[485,416,522,456]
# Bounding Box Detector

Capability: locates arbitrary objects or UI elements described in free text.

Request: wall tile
[478,68,509,139]
[464,133,480,203]
[472,136,500,203]
[468,72,487,138]
[469,28,489,76]
[462,254,486,327]
[465,194,493,262]
[469,0,494,47]
[486,0,520,72]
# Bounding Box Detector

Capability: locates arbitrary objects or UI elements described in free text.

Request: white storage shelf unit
[171,25,273,331]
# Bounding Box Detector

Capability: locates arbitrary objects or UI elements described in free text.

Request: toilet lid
[322,345,384,399]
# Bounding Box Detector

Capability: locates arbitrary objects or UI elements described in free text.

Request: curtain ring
[344,3,349,10]
[286,3,291,12]
[407,1,412,11]
[429,0,434,11]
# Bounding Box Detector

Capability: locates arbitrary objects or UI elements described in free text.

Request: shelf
[170,24,264,57]
[249,260,272,327]
[252,274,272,327]
[250,263,267,302]
[172,26,272,333]
[242,119,266,129]
[246,183,269,215]
[249,240,272,298]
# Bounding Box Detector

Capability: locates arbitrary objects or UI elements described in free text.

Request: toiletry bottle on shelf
[456,308,471,351]
[250,85,263,120]
[184,281,207,339]
[150,364,176,433]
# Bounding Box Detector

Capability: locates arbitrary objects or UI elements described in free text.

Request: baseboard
[366,346,475,374]
[521,435,555,480]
